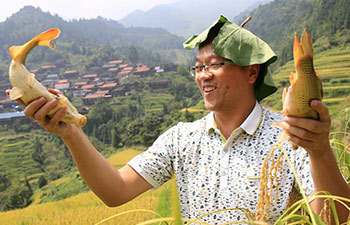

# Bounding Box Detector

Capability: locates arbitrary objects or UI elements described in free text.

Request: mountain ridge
[119,0,272,37]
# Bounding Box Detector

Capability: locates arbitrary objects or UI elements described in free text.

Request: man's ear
[247,64,260,84]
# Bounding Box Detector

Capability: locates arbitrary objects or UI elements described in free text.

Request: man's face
[195,43,256,113]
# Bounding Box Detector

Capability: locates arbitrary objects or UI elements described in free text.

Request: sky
[0,0,178,22]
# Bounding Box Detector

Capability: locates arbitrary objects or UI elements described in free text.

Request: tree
[38,176,47,188]
[128,45,139,64]
[0,184,32,211]
[31,137,45,171]
[111,127,122,148]
[0,174,10,192]
[140,114,161,146]
[126,118,143,145]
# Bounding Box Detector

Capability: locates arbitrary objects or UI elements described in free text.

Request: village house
[148,79,171,92]
[81,84,97,92]
[54,83,70,91]
[154,63,177,73]
[72,89,87,98]
[111,86,130,97]
[0,111,25,127]
[82,73,98,81]
[102,64,117,71]
[100,82,117,91]
[63,70,79,79]
[83,90,111,105]
[108,60,123,65]
[41,74,59,89]
[39,65,57,74]
[72,81,88,89]
[117,66,133,80]
[108,67,120,75]
[133,65,152,76]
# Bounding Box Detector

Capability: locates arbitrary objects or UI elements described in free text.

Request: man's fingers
[288,133,313,150]
[284,116,328,134]
[49,106,67,127]
[24,97,47,119]
[281,121,317,141]
[48,89,62,95]
[310,100,330,122]
[33,99,58,121]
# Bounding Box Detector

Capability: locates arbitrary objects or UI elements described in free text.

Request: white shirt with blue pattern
[128,102,314,224]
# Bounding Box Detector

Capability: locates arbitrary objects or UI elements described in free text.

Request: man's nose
[197,69,213,80]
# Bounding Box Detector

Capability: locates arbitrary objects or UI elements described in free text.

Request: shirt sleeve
[292,147,314,198]
[127,125,177,189]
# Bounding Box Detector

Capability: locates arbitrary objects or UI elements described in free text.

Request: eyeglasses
[189,61,234,77]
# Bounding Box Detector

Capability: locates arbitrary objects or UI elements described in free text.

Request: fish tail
[293,29,313,67]
[300,29,313,58]
[34,28,61,49]
[9,28,60,63]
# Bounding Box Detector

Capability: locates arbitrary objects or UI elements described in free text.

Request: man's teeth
[204,87,216,92]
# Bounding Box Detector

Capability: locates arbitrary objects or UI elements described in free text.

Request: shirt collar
[206,101,263,136]
[240,101,263,135]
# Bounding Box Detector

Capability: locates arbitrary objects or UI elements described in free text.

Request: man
[17,15,350,224]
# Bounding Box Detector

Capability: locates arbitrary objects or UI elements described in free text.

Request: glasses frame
[189,61,234,77]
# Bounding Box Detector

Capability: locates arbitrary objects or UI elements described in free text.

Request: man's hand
[6,89,76,140]
[281,100,332,158]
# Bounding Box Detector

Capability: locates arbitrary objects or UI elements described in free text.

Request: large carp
[276,30,323,149]
[8,28,86,127]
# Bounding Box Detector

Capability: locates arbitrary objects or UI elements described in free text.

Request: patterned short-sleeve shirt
[128,102,314,224]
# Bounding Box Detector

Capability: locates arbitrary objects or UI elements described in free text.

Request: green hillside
[238,0,350,66]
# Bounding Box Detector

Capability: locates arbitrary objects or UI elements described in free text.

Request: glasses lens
[208,64,221,72]
[189,66,196,76]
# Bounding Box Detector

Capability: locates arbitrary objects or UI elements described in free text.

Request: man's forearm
[309,148,350,223]
[61,126,126,206]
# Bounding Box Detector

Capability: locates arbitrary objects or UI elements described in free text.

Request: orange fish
[8,29,87,127]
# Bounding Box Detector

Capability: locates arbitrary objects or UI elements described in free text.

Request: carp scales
[8,28,87,127]
[275,29,323,149]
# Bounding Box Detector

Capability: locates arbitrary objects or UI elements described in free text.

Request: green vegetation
[240,0,350,67]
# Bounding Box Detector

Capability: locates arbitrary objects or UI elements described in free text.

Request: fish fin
[293,32,303,67]
[271,121,283,128]
[282,87,287,104]
[300,29,313,58]
[278,131,289,143]
[9,87,24,100]
[290,72,297,86]
[35,28,61,49]
[9,46,22,61]
[272,122,289,143]
[316,72,323,99]
[28,73,35,88]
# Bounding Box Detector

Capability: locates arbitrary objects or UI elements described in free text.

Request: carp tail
[9,28,61,64]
